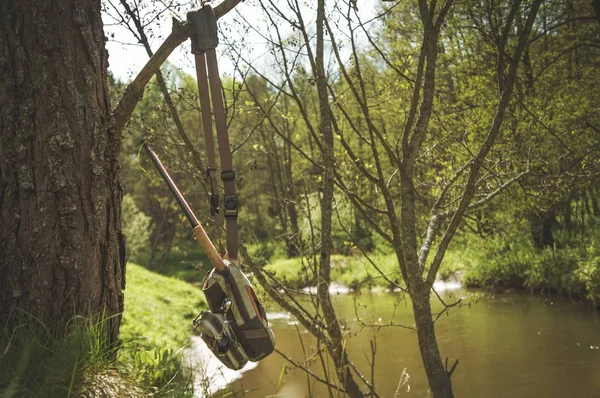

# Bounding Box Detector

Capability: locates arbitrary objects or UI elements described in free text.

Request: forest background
[113,0,600,395]
[1,0,599,396]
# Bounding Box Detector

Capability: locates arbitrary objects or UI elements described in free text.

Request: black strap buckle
[221,170,236,182]
[223,195,238,218]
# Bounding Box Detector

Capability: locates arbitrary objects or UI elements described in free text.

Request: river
[191,286,600,397]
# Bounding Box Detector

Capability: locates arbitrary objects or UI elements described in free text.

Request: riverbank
[457,233,600,308]
[263,250,462,290]
[262,236,600,308]
[0,263,206,397]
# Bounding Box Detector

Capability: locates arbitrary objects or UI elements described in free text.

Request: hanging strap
[194,53,219,217]
[188,6,239,261]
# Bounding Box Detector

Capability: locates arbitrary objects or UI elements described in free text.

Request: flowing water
[195,287,600,397]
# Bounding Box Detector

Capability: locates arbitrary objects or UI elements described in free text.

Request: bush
[461,217,600,307]
[122,194,152,263]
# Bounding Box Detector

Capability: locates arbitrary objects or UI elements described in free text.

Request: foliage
[104,0,600,395]
[462,216,600,307]
[124,347,190,395]
[122,194,153,264]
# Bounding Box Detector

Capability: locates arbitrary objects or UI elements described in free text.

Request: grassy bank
[459,231,600,307]
[264,251,462,291]
[120,263,206,349]
[0,263,207,397]
[117,263,207,395]
[262,227,599,308]
[264,253,399,290]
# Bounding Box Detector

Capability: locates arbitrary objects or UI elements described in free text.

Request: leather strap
[193,53,219,218]
[188,5,239,261]
[205,48,238,260]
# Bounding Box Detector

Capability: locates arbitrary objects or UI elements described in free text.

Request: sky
[103,1,266,82]
[102,0,380,85]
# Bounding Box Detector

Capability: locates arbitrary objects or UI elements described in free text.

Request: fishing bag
[184,4,274,370]
[142,4,276,372]
[194,260,275,370]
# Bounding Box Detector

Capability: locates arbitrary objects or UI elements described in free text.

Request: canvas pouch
[193,311,249,370]
[197,260,275,367]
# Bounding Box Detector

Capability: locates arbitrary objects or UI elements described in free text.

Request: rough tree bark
[0,0,125,343]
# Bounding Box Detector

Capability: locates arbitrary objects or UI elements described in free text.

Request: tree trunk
[594,0,600,25]
[530,209,554,249]
[590,187,599,216]
[0,0,125,344]
[315,0,365,395]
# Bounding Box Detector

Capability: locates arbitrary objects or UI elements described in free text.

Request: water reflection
[185,336,257,397]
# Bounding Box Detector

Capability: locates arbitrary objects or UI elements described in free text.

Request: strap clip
[223,195,238,219]
[210,194,219,216]
[221,170,236,182]
[206,167,216,177]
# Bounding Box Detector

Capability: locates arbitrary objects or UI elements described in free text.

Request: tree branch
[112,0,244,134]
[424,0,543,288]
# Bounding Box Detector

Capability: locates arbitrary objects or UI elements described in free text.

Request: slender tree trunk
[283,98,301,257]
[590,187,599,216]
[412,287,454,397]
[0,0,125,343]
[530,209,554,249]
[315,0,365,396]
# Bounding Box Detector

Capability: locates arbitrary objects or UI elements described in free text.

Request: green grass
[117,263,208,395]
[0,311,137,398]
[263,245,473,291]
[265,253,404,290]
[0,263,208,397]
[144,245,212,284]
[120,263,207,349]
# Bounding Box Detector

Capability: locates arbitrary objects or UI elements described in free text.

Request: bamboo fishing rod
[141,141,226,271]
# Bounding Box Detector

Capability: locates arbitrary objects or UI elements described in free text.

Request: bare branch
[274,348,346,393]
[425,0,543,288]
[118,0,208,186]
[112,0,244,134]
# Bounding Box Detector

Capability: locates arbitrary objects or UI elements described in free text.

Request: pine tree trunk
[0,0,125,344]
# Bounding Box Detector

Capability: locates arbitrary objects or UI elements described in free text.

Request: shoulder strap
[188,6,239,261]
[193,53,219,217]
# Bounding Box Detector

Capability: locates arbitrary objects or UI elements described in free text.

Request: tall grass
[0,311,127,398]
[0,263,209,397]
[460,218,600,306]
